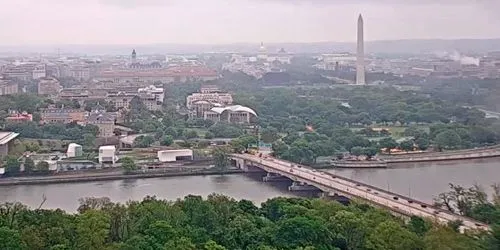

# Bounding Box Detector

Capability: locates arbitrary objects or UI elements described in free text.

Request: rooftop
[0,132,19,145]
[210,105,257,116]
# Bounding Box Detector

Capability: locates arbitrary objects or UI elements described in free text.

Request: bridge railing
[232,154,488,228]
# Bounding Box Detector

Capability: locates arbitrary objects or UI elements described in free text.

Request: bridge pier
[288,181,319,191]
[262,173,289,182]
[319,192,350,205]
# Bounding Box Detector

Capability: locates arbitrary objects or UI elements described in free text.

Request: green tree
[407,216,431,236]
[435,130,462,150]
[272,141,289,157]
[75,210,110,250]
[133,135,155,148]
[261,127,279,143]
[204,132,215,140]
[423,226,481,250]
[24,157,35,173]
[363,147,379,159]
[35,161,50,172]
[213,146,230,174]
[399,140,415,152]
[145,220,178,246]
[366,221,421,250]
[164,127,178,138]
[415,137,430,151]
[4,156,21,174]
[350,146,364,156]
[184,130,198,139]
[82,133,96,149]
[274,216,334,249]
[0,227,25,250]
[24,141,41,152]
[231,135,258,153]
[378,137,398,153]
[160,135,174,146]
[164,237,197,250]
[121,157,137,173]
[204,240,227,250]
[330,210,368,250]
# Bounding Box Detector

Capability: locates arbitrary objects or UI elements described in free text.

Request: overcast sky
[1,0,499,45]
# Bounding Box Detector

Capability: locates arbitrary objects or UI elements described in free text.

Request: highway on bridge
[233,153,489,232]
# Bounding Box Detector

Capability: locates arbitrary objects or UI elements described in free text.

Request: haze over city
[1,1,500,249]
[1,0,500,45]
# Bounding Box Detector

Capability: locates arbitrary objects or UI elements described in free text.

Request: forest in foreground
[0,194,499,250]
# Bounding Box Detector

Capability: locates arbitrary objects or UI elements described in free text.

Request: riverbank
[332,160,388,168]
[0,169,245,186]
[380,146,500,164]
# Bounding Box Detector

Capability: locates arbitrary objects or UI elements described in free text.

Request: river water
[0,158,498,212]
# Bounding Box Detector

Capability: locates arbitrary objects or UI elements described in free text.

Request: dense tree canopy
[0,195,494,250]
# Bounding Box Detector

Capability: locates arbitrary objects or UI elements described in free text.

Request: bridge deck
[232,154,489,232]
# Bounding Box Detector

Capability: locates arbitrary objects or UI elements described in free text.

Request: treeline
[233,87,494,132]
[269,123,500,164]
[4,122,99,141]
[0,195,496,250]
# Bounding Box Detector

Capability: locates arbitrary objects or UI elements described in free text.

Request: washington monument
[356,14,366,85]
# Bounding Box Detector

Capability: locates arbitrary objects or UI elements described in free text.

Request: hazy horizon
[1,0,500,46]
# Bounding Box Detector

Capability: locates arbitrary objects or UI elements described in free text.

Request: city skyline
[1,0,500,45]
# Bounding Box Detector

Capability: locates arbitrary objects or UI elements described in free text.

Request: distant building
[57,160,96,171]
[66,143,83,158]
[105,92,136,109]
[85,109,118,137]
[138,85,164,111]
[96,66,218,84]
[99,145,117,164]
[1,64,35,81]
[0,78,18,95]
[69,65,91,81]
[267,48,293,64]
[32,64,47,79]
[5,111,33,123]
[0,132,19,156]
[186,86,233,117]
[138,85,164,103]
[257,42,268,60]
[204,105,257,124]
[40,107,86,124]
[158,149,193,163]
[38,77,62,96]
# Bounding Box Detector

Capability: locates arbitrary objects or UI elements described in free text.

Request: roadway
[233,153,489,232]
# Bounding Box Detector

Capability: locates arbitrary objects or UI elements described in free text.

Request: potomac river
[0,158,498,212]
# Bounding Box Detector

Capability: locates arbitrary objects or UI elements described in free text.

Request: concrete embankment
[332,160,388,168]
[380,147,500,163]
[0,169,245,186]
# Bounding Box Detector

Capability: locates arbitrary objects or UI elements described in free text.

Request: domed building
[204,105,257,124]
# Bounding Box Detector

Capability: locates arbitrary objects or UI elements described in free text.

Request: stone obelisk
[356,14,366,85]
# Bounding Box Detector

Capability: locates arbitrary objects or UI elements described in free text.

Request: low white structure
[67,143,83,158]
[99,145,117,164]
[158,149,193,162]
